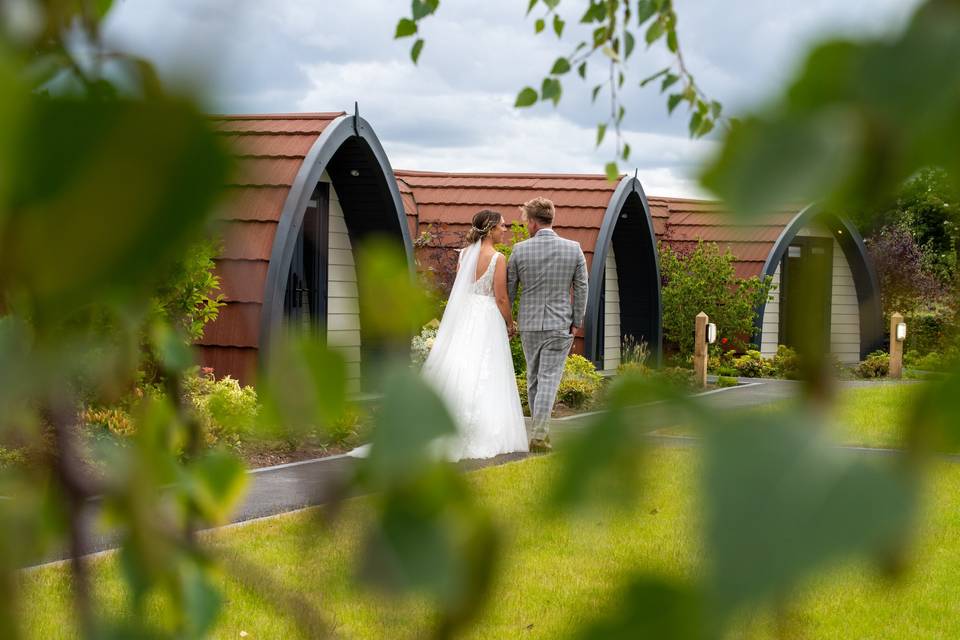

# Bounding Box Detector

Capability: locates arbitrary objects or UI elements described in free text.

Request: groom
[508,197,588,453]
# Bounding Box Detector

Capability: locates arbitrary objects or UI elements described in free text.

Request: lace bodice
[471,252,499,297]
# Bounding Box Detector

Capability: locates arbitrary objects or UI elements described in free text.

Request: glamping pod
[649,198,883,363]
[396,170,662,371]
[197,112,414,388]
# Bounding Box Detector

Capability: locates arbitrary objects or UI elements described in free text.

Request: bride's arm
[493,256,514,330]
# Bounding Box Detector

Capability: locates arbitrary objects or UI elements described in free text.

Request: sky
[103,0,921,197]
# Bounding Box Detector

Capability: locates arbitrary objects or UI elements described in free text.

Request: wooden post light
[889,312,905,379]
[694,312,709,389]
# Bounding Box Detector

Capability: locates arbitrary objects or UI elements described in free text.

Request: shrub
[866,225,945,318]
[82,406,137,438]
[855,350,891,378]
[708,348,736,375]
[651,366,697,392]
[659,240,773,357]
[733,350,775,378]
[183,368,259,443]
[907,309,954,355]
[716,376,739,388]
[772,345,802,380]
[410,321,439,367]
[326,406,365,448]
[556,354,603,409]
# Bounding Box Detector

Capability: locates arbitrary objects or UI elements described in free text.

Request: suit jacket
[507,229,588,332]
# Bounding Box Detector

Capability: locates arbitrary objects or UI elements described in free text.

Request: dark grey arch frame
[583,175,663,368]
[259,114,414,359]
[753,204,884,359]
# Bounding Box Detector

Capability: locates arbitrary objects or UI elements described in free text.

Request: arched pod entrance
[583,177,663,370]
[197,112,414,388]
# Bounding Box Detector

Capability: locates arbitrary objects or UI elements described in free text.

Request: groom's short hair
[520,197,555,225]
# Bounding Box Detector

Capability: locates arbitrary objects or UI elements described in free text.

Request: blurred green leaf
[551,57,571,74]
[535,18,545,33]
[411,38,425,63]
[361,366,456,485]
[605,161,619,182]
[357,237,431,341]
[360,464,499,636]
[640,66,669,87]
[180,560,223,638]
[702,408,917,622]
[258,335,348,438]
[185,450,248,525]
[515,86,538,107]
[645,17,664,45]
[395,18,418,38]
[661,73,679,92]
[637,0,657,25]
[1,96,230,318]
[541,77,562,104]
[577,61,587,78]
[412,0,439,20]
[574,575,702,639]
[553,14,565,37]
[596,122,607,147]
[700,2,960,216]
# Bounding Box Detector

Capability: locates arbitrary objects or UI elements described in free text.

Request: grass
[21,446,960,639]
[660,382,924,450]
[21,452,699,639]
[831,383,923,448]
[20,382,958,639]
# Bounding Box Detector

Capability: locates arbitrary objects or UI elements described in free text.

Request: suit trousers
[521,329,574,440]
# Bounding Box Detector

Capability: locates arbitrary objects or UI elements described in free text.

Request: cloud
[102,0,922,197]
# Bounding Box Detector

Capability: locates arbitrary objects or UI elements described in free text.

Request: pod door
[283,183,330,335]
[778,236,832,352]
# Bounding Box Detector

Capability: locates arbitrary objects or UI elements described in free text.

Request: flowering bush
[557,355,603,408]
[855,351,891,378]
[659,240,773,357]
[772,345,802,379]
[183,368,260,444]
[733,350,776,378]
[411,321,439,367]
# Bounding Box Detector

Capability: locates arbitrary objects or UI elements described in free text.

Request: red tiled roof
[398,171,802,280]
[646,196,799,278]
[199,113,345,382]
[396,170,622,268]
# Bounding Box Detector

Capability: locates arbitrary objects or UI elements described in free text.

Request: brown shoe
[528,438,553,454]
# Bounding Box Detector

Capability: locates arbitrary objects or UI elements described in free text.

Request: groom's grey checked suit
[507,229,588,440]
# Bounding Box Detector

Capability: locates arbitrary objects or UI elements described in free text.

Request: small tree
[660,240,773,358]
[866,224,944,318]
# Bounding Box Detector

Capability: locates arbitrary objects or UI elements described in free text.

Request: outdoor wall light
[896,322,907,342]
[350,169,360,177]
[706,323,717,345]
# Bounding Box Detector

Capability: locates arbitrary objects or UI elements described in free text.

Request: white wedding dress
[350,241,529,461]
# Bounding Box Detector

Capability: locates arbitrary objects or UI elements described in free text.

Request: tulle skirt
[422,294,529,460]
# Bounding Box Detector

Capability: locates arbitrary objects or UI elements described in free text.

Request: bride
[352,209,529,460]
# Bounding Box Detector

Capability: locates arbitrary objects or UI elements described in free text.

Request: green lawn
[661,382,924,450]
[832,383,923,448]
[21,435,960,639]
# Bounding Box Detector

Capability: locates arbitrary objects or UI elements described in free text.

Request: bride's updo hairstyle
[465,209,502,244]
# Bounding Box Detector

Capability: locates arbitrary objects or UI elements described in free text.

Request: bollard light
[896,322,907,342]
[706,323,717,345]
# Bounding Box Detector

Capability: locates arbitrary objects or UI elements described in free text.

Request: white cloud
[103,0,922,197]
